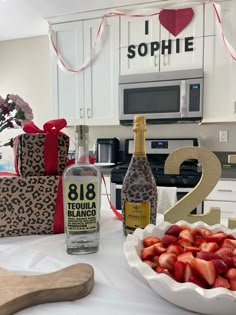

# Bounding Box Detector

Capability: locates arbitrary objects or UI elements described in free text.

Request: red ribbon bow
[23,118,67,175]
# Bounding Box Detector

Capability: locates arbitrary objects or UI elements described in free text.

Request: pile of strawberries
[140,224,236,290]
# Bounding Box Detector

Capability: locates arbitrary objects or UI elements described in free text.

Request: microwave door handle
[180,80,187,117]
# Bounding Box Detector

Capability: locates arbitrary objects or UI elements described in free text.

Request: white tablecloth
[0,209,203,315]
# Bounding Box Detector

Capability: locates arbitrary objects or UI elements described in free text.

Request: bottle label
[124,201,150,229]
[63,178,99,232]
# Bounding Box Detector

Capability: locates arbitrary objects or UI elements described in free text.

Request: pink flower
[0,93,34,146]
[0,96,5,106]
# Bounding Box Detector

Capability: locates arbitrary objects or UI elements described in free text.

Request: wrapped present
[0,175,64,237]
[14,119,69,176]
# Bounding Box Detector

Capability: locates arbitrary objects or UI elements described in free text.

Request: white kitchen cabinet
[204,180,236,220]
[202,1,236,123]
[120,5,204,75]
[51,21,84,125]
[120,15,160,75]
[51,16,120,126]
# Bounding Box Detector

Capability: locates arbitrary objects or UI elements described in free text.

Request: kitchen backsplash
[65,123,236,153]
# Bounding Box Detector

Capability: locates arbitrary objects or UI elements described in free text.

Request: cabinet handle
[217,189,233,192]
[154,55,158,67]
[87,108,91,118]
[80,108,83,118]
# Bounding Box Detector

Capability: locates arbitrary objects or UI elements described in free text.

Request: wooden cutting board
[0,263,94,315]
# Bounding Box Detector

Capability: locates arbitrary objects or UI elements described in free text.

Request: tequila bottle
[62,125,101,254]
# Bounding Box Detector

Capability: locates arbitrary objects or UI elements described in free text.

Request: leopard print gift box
[0,175,63,237]
[14,133,70,176]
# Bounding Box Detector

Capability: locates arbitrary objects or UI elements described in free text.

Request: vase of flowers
[0,94,34,146]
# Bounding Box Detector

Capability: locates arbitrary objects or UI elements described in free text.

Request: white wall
[0,36,52,169]
[0,36,52,128]
[1,35,236,160]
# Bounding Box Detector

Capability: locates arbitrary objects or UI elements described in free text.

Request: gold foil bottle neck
[133,115,146,131]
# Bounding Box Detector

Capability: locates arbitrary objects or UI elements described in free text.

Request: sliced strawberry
[216,247,234,258]
[205,232,227,246]
[212,275,230,289]
[166,244,183,256]
[193,237,205,247]
[155,266,173,278]
[174,261,186,283]
[196,251,220,261]
[216,247,234,268]
[191,257,216,285]
[151,255,159,265]
[180,224,191,231]
[188,274,209,289]
[233,255,236,267]
[143,236,161,247]
[177,251,194,264]
[152,242,166,255]
[179,229,194,244]
[212,259,228,274]
[226,234,236,240]
[143,260,156,268]
[190,228,202,239]
[165,224,182,237]
[140,245,155,261]
[183,246,201,254]
[230,279,236,290]
[176,238,192,247]
[199,241,219,252]
[184,262,193,282]
[222,239,236,250]
[225,268,236,280]
[161,234,177,248]
[158,252,177,272]
[198,227,213,238]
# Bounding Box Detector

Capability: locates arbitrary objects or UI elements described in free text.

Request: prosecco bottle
[62,125,101,254]
[121,115,157,236]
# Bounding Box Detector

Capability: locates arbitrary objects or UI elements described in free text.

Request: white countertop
[0,208,204,315]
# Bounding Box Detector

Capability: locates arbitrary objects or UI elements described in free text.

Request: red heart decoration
[159,8,194,37]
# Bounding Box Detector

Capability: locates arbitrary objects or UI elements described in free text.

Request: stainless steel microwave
[119,69,203,125]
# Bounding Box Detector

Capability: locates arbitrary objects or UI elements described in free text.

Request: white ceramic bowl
[124,221,236,315]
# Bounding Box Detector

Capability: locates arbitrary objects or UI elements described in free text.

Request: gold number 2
[163,147,224,225]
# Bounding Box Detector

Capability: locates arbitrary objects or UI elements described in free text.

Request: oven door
[110,184,204,214]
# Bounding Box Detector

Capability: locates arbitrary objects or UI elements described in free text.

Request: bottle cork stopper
[133,115,146,131]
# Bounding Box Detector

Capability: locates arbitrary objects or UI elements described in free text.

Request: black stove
[111,138,201,188]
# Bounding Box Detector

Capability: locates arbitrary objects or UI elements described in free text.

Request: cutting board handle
[0,263,94,315]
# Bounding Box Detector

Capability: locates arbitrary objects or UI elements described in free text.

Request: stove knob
[182,177,189,185]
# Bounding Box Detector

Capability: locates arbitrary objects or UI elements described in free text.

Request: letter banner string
[101,172,122,220]
[212,2,236,61]
[48,1,236,73]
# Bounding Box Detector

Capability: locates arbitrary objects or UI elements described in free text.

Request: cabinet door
[51,21,84,125]
[120,15,160,75]
[84,16,120,125]
[203,1,236,123]
[160,5,204,72]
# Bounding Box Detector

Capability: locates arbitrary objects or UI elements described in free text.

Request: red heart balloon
[159,8,194,37]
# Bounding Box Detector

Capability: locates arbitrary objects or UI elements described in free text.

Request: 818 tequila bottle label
[64,178,98,232]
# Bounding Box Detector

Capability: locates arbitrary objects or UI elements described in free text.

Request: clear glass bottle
[62,125,101,254]
[121,115,157,236]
